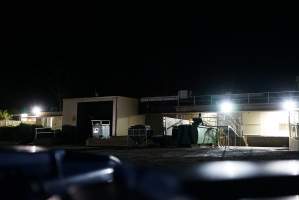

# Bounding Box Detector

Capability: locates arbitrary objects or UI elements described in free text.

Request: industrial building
[62,91,299,150]
[140,91,299,149]
[62,96,139,137]
[7,112,63,130]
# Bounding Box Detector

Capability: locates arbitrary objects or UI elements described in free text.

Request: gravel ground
[64,146,299,169]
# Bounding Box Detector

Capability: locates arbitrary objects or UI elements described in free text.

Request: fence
[35,128,57,140]
[0,120,21,127]
[127,126,152,147]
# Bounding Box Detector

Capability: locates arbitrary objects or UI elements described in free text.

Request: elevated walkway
[141,91,299,112]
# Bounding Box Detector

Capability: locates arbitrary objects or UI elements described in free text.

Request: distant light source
[20,113,28,118]
[219,100,234,113]
[282,100,297,111]
[31,106,42,116]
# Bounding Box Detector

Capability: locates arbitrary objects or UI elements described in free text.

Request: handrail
[199,125,240,137]
[141,91,299,106]
[35,128,56,140]
[198,125,243,146]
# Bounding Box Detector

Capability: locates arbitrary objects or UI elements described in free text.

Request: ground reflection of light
[47,195,62,200]
[14,145,45,153]
[264,160,299,176]
[241,195,299,200]
[198,161,257,180]
[31,146,37,153]
[197,160,299,181]
[109,155,121,164]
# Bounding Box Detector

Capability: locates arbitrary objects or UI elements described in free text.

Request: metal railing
[290,124,299,138]
[35,128,57,140]
[216,125,245,147]
[187,91,299,106]
[141,91,299,106]
[127,127,152,147]
[198,125,245,147]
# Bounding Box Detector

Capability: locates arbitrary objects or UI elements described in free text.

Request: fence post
[227,126,229,146]
[247,93,250,104]
[35,128,38,140]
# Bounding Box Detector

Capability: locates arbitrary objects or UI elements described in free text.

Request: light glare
[20,113,28,118]
[219,101,234,113]
[282,100,297,111]
[32,106,42,116]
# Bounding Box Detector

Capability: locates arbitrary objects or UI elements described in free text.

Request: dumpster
[172,125,196,147]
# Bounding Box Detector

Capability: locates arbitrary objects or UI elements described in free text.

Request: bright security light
[282,100,297,111]
[219,100,234,113]
[31,106,42,116]
[20,113,28,118]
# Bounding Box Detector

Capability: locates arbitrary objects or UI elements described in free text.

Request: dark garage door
[77,101,113,142]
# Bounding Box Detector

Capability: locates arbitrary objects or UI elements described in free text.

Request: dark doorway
[77,101,113,142]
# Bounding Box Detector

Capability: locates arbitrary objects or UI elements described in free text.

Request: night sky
[1,11,299,112]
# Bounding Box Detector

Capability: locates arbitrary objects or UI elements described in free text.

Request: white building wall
[62,96,139,136]
[128,115,145,127]
[242,111,292,137]
[62,97,117,135]
[62,99,78,126]
[116,97,139,136]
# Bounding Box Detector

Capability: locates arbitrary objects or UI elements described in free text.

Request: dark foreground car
[0,146,299,200]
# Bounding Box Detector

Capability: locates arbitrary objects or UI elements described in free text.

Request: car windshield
[1,9,299,200]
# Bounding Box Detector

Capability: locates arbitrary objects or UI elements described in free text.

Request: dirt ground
[65,146,299,169]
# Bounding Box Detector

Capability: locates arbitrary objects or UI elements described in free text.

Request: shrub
[0,110,12,120]
[16,124,42,144]
[62,125,78,144]
[0,123,42,144]
[0,126,16,141]
[0,124,83,145]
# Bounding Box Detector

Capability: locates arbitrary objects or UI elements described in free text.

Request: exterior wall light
[219,100,234,113]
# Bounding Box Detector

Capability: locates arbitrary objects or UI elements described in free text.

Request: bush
[0,124,84,145]
[0,126,16,141]
[17,124,42,144]
[0,123,42,144]
[0,110,12,120]
[62,125,78,144]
